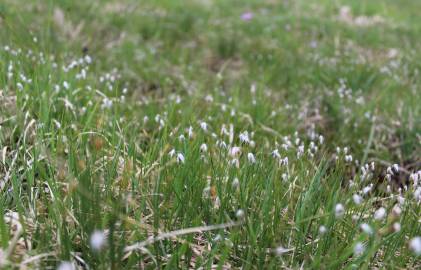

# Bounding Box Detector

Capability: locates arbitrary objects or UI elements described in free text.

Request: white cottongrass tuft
[318,135,324,144]
[63,81,70,90]
[200,143,208,152]
[247,153,256,164]
[279,157,288,166]
[275,246,294,256]
[392,205,402,216]
[281,173,288,182]
[239,131,250,144]
[409,237,421,255]
[235,209,245,219]
[176,153,185,164]
[229,146,241,157]
[354,242,365,256]
[232,178,240,189]
[319,225,327,235]
[335,203,345,218]
[362,184,373,194]
[352,194,363,205]
[360,223,373,235]
[414,187,421,202]
[271,149,281,159]
[392,222,401,232]
[90,230,106,251]
[345,155,353,163]
[374,207,386,221]
[57,261,75,270]
[200,122,208,131]
[392,163,399,173]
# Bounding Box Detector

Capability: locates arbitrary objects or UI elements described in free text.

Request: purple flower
[241,12,254,21]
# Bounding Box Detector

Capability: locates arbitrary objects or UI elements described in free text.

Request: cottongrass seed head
[57,261,75,270]
[335,203,345,218]
[90,230,106,251]
[354,242,365,256]
[409,237,421,256]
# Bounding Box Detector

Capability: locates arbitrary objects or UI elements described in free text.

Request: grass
[0,0,420,269]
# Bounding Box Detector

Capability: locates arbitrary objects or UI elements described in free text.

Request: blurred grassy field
[0,0,420,269]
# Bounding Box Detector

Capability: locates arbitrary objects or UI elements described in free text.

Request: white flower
[360,223,373,235]
[239,131,250,144]
[409,237,421,255]
[202,186,211,199]
[345,155,353,163]
[319,225,327,235]
[362,184,373,194]
[392,163,399,173]
[353,194,363,205]
[247,153,256,164]
[200,122,208,131]
[200,143,208,152]
[176,153,185,164]
[271,149,281,159]
[297,146,304,158]
[204,95,213,103]
[318,135,324,144]
[90,230,106,251]
[392,222,401,232]
[309,141,315,150]
[392,205,402,216]
[57,261,75,270]
[414,187,421,202]
[101,97,113,109]
[231,158,239,168]
[63,81,70,90]
[275,246,293,256]
[84,55,92,64]
[235,209,245,219]
[335,203,345,218]
[232,178,240,189]
[410,173,419,187]
[218,141,227,149]
[374,207,386,221]
[354,242,365,256]
[281,173,288,182]
[279,157,288,166]
[229,146,241,157]
[214,196,221,209]
[187,126,194,138]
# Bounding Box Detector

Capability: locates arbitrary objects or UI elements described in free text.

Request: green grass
[0,0,420,269]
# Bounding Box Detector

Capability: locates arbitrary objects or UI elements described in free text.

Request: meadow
[0,0,420,269]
